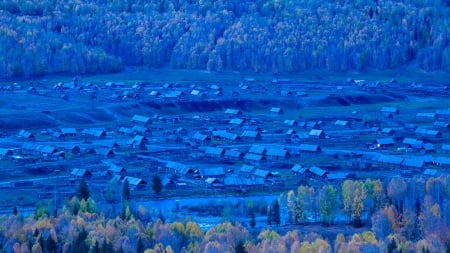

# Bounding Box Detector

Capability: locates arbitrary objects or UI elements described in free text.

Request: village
[0,71,449,216]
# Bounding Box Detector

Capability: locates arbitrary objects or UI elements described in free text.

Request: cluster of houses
[1,77,450,201]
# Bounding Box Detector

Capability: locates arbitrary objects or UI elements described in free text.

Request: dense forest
[0,0,449,78]
[2,176,450,252]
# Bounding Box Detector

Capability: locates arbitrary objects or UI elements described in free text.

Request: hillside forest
[2,176,450,252]
[0,0,449,78]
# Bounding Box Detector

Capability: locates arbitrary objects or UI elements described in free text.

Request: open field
[0,68,450,223]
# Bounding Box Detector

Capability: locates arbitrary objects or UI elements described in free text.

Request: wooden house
[309,129,326,139]
[132,115,152,125]
[123,176,147,190]
[381,107,399,117]
[270,107,284,114]
[224,149,244,160]
[298,144,321,153]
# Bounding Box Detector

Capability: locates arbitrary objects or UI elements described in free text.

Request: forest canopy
[0,0,449,78]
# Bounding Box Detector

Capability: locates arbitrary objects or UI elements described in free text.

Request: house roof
[132,115,151,123]
[127,135,146,145]
[309,166,327,176]
[442,144,450,151]
[375,138,395,145]
[244,153,265,161]
[204,147,224,156]
[435,157,450,165]
[266,148,288,157]
[123,176,147,186]
[241,130,260,138]
[95,148,114,156]
[403,138,422,145]
[291,164,307,174]
[416,128,441,136]
[212,130,239,140]
[109,165,127,173]
[60,128,77,134]
[248,144,266,154]
[253,169,270,178]
[240,165,256,173]
[327,172,348,180]
[309,129,324,136]
[199,167,225,177]
[132,125,150,133]
[192,132,209,141]
[71,168,92,177]
[423,169,438,176]
[402,158,424,168]
[82,128,106,137]
[335,120,349,126]
[229,118,245,125]
[270,107,283,113]
[372,154,404,165]
[284,120,297,126]
[0,148,13,156]
[416,112,436,118]
[225,109,242,115]
[381,107,399,113]
[224,149,242,158]
[298,144,320,152]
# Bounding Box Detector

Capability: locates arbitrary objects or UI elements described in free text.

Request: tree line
[1,175,450,252]
[0,0,448,78]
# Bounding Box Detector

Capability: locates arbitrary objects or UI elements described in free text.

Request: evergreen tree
[77,178,90,201]
[137,237,144,253]
[72,228,88,253]
[387,238,397,253]
[92,240,100,253]
[272,200,281,226]
[158,209,165,223]
[250,211,256,229]
[152,175,163,194]
[45,236,57,253]
[235,241,247,253]
[123,179,131,201]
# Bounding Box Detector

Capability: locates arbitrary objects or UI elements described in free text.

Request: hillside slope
[0,0,449,78]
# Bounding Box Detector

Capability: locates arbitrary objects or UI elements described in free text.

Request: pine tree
[137,237,144,253]
[92,240,100,253]
[123,179,131,201]
[77,178,90,201]
[158,209,165,223]
[272,200,281,226]
[152,175,163,194]
[235,241,247,253]
[250,211,256,229]
[45,236,57,253]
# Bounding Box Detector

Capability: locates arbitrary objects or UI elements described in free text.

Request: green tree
[123,179,131,201]
[77,178,90,201]
[152,175,163,194]
[319,185,337,225]
[272,200,281,226]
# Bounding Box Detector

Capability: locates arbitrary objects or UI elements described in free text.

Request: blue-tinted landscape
[0,1,450,253]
